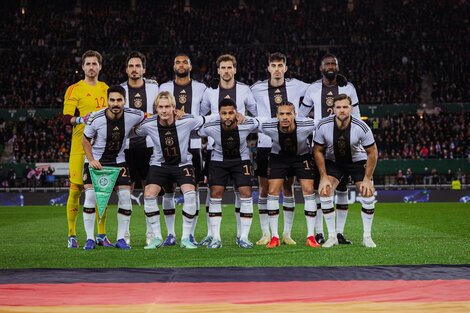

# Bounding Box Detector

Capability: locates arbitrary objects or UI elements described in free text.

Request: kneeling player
[81,85,145,250]
[198,98,257,248]
[258,102,320,248]
[133,91,215,249]
[313,94,378,248]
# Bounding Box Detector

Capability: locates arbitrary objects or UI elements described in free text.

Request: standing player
[120,51,159,245]
[81,85,145,250]
[133,91,215,249]
[198,98,258,248]
[159,53,207,246]
[258,102,319,248]
[313,94,377,248]
[199,54,258,246]
[63,50,110,248]
[251,52,309,245]
[299,53,360,245]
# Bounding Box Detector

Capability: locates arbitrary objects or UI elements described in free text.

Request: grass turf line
[0,203,469,268]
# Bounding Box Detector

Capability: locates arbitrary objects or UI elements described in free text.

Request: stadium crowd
[0,0,469,109]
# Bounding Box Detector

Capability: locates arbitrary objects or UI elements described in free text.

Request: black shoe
[337,233,352,244]
[315,233,325,244]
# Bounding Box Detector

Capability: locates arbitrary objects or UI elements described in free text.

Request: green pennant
[89,166,121,219]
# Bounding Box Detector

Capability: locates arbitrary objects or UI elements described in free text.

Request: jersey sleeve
[298,85,314,117]
[361,124,375,148]
[83,123,96,139]
[63,84,79,116]
[134,121,148,137]
[244,87,258,116]
[200,90,211,116]
[313,126,325,146]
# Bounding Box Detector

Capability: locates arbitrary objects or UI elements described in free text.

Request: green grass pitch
[0,203,469,269]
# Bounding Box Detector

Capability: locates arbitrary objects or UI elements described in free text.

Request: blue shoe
[189,234,198,246]
[180,238,198,249]
[83,239,96,250]
[207,239,222,249]
[96,234,114,247]
[163,234,176,246]
[115,238,131,250]
[238,238,253,249]
[198,236,213,247]
[67,236,78,248]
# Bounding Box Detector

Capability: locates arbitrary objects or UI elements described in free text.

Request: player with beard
[120,51,159,246]
[63,50,110,249]
[313,94,377,248]
[199,54,257,246]
[197,99,258,248]
[81,85,146,250]
[251,52,309,246]
[159,54,207,247]
[299,53,360,245]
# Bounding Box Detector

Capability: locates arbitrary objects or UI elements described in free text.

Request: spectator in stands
[7,167,17,187]
[431,168,440,185]
[423,167,432,185]
[396,170,405,185]
[405,168,414,185]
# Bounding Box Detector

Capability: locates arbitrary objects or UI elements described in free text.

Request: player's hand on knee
[318,178,332,197]
[359,180,374,197]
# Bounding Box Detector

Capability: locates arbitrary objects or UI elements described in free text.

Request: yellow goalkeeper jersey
[63,80,109,155]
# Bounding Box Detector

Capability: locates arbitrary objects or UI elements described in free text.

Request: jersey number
[243,164,253,176]
[95,97,106,109]
[164,147,178,157]
[303,160,311,170]
[121,167,128,177]
[183,168,193,177]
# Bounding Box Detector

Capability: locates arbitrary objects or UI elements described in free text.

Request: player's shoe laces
[124,230,131,245]
[256,233,271,245]
[180,238,198,249]
[144,237,163,249]
[163,234,177,246]
[198,236,213,247]
[96,234,113,247]
[305,236,321,248]
[315,233,326,244]
[266,236,281,248]
[115,238,131,250]
[362,236,376,248]
[322,236,339,248]
[237,238,253,249]
[146,232,155,246]
[83,239,96,250]
[207,239,222,249]
[67,236,78,248]
[189,234,198,246]
[337,233,352,245]
[282,232,297,245]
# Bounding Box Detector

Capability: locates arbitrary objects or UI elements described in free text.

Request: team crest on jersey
[178,93,187,104]
[274,89,283,104]
[337,135,347,156]
[165,136,174,146]
[326,91,334,109]
[133,97,143,109]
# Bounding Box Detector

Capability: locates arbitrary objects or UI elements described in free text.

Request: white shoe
[146,232,155,246]
[362,236,376,248]
[256,233,271,245]
[323,237,339,248]
[124,230,131,245]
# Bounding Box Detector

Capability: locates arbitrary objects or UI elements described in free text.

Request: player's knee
[183,190,197,216]
[360,196,375,210]
[83,188,96,208]
[117,188,132,211]
[320,195,334,210]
